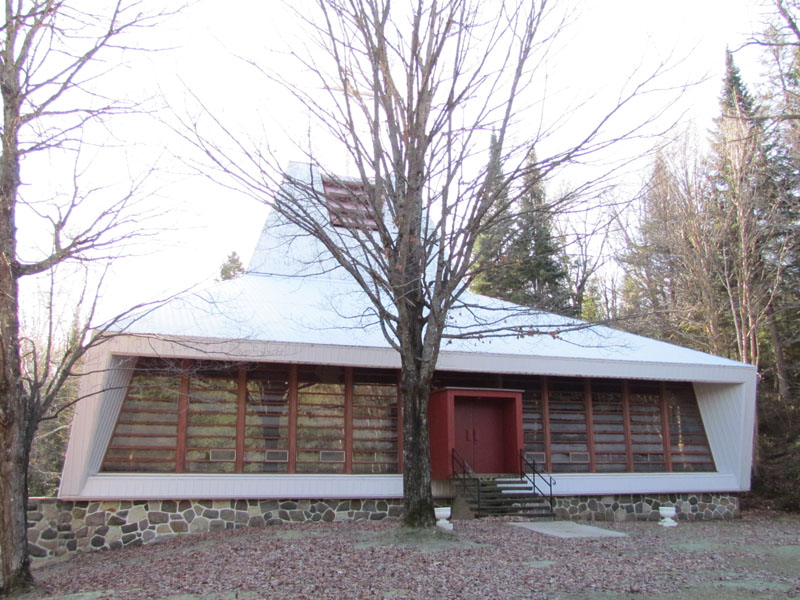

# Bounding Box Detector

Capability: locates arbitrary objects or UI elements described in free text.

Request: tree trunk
[0,425,33,595]
[767,305,792,407]
[398,352,436,528]
[0,20,33,590]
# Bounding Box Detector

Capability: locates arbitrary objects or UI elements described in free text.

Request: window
[629,381,667,472]
[244,364,290,473]
[591,379,627,473]
[185,364,238,473]
[665,382,715,472]
[352,368,399,474]
[322,177,378,229]
[101,358,180,473]
[295,365,346,474]
[548,378,590,473]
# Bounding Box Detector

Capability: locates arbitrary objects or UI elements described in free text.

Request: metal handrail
[452,448,482,515]
[519,450,555,516]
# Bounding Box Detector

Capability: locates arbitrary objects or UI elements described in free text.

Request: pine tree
[471,144,570,313]
[708,50,781,366]
[471,134,514,298]
[219,251,245,281]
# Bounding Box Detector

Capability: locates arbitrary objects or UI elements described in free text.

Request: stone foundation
[22,492,739,561]
[553,493,740,522]
[25,498,403,561]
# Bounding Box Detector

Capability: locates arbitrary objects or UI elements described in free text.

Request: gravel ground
[17,510,800,599]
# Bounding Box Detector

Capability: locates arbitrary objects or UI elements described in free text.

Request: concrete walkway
[509,521,628,538]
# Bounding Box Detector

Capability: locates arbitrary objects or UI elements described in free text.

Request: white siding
[59,352,135,497]
[695,379,756,490]
[533,472,741,495]
[76,474,404,500]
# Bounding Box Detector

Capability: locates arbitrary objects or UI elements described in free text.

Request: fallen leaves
[24,511,800,599]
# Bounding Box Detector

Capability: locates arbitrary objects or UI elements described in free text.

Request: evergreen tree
[471,143,570,313]
[471,134,514,298]
[508,155,571,312]
[219,251,245,280]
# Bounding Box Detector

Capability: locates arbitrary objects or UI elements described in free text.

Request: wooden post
[396,369,403,474]
[288,365,298,473]
[584,379,596,472]
[235,365,247,473]
[176,359,191,473]
[659,381,673,472]
[542,377,552,472]
[344,367,353,473]
[622,380,634,472]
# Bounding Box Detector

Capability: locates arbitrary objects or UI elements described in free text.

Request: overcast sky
[82,0,769,317]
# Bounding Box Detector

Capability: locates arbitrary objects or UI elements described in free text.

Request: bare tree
[180,0,678,528]
[0,1,179,594]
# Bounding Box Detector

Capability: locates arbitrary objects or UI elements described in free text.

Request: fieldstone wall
[25,498,404,561]
[553,493,739,522]
[23,492,739,561]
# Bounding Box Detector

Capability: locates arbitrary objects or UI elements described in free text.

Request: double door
[454,397,505,473]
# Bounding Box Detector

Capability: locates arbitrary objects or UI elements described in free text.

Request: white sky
[37,0,770,320]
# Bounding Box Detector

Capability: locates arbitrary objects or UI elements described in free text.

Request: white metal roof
[122,270,745,370]
[117,161,752,379]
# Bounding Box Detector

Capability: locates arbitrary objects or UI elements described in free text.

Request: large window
[352,368,399,474]
[296,366,346,474]
[548,378,591,473]
[592,379,627,473]
[103,361,713,476]
[101,358,180,473]
[666,382,715,472]
[244,364,290,473]
[519,377,714,474]
[101,360,400,475]
[629,381,667,472]
[186,364,238,473]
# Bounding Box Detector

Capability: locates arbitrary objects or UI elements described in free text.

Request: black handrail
[519,450,555,517]
[452,448,482,516]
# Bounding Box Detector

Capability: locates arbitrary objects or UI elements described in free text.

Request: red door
[454,397,506,473]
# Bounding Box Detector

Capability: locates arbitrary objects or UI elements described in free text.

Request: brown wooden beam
[235,365,247,473]
[622,380,634,472]
[659,381,673,472]
[542,377,552,472]
[288,364,298,473]
[584,379,596,472]
[176,359,191,473]
[344,367,353,473]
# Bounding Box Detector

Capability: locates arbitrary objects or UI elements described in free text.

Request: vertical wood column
[659,382,673,472]
[235,365,247,473]
[396,370,403,474]
[622,380,634,472]
[344,367,353,473]
[584,379,596,472]
[176,359,191,473]
[542,377,552,472]
[288,365,298,473]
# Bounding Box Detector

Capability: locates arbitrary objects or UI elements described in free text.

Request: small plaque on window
[265,450,289,463]
[209,449,236,462]
[320,451,346,463]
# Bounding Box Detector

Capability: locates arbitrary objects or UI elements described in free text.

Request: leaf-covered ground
[18,510,800,599]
